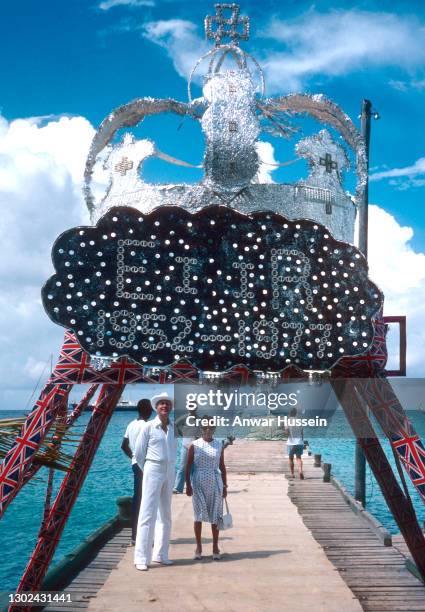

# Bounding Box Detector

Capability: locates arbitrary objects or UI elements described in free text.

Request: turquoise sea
[1,409,425,593]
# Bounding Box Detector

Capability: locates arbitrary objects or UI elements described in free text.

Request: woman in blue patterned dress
[185,418,227,560]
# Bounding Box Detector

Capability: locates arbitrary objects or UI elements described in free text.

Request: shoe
[299,473,305,480]
[193,550,202,560]
[152,558,174,565]
[212,553,221,560]
[135,564,148,571]
[130,539,135,546]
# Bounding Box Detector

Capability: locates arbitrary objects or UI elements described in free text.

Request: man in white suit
[134,391,177,571]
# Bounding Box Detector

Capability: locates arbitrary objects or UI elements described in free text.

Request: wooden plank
[362,606,425,609]
[361,605,425,608]
[45,520,130,610]
[77,571,110,578]
[360,595,425,600]
[326,551,401,555]
[331,559,405,564]
[355,586,425,592]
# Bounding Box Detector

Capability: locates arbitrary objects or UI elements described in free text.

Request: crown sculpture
[42,3,381,374]
[84,5,360,244]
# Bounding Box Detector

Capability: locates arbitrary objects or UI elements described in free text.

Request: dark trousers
[132,463,143,542]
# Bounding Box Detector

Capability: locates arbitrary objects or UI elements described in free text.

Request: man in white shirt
[121,399,153,544]
[134,392,177,571]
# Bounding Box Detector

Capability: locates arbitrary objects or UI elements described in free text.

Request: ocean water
[307,409,425,533]
[1,409,425,593]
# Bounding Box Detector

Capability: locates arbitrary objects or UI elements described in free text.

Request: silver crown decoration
[84,3,366,244]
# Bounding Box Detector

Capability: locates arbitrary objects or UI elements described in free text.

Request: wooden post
[314,454,322,467]
[323,463,331,483]
[116,496,132,526]
[359,98,371,258]
[354,442,366,507]
[355,98,373,507]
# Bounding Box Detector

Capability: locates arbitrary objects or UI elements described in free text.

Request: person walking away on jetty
[121,399,153,545]
[186,416,227,560]
[285,407,304,480]
[134,392,177,571]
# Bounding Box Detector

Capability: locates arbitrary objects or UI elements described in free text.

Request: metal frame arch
[261,93,367,204]
[83,98,192,220]
[188,44,266,104]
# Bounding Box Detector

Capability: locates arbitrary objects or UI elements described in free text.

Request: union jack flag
[0,382,70,517]
[52,331,149,384]
[392,433,425,500]
[170,360,201,383]
[53,333,92,383]
[355,377,425,503]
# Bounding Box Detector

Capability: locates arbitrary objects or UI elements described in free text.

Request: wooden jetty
[44,440,425,612]
[284,446,425,611]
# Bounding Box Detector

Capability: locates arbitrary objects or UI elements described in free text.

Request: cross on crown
[319,153,338,173]
[114,156,134,176]
[205,3,250,46]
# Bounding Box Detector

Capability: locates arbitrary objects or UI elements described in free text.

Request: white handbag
[218,498,233,530]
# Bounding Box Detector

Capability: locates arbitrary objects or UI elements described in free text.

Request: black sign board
[42,206,382,371]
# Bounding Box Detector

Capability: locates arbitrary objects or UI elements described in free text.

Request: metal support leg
[12,384,124,602]
[332,378,425,582]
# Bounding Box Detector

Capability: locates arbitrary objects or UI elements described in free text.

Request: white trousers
[134,460,175,565]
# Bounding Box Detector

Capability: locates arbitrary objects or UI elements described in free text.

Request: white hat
[150,392,173,410]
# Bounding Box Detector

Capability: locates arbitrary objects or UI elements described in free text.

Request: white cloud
[0,115,95,409]
[370,157,425,181]
[367,205,425,375]
[261,9,425,92]
[99,0,154,10]
[24,356,51,381]
[141,19,208,80]
[370,157,425,191]
[255,141,278,183]
[139,10,425,94]
[389,78,425,92]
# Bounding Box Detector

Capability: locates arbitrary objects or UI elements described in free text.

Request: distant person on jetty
[285,407,304,480]
[186,416,227,560]
[134,392,177,571]
[121,399,153,545]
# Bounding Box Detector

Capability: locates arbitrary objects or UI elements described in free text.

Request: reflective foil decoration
[42,206,382,372]
[83,4,365,245]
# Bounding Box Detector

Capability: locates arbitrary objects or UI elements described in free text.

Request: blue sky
[1,0,425,407]
[1,0,424,244]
